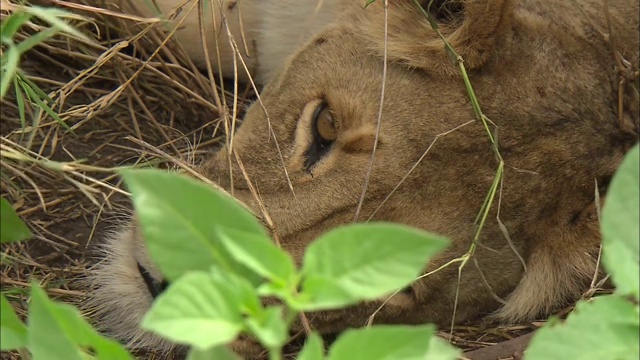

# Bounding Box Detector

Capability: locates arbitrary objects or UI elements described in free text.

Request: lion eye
[314,105,337,143]
[304,102,336,170]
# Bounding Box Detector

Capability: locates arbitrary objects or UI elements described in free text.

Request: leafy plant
[1,285,133,360]
[525,144,640,360]
[1,196,32,243]
[120,168,459,359]
[1,293,27,351]
[601,144,639,299]
[1,3,91,130]
[3,146,637,359]
[1,166,460,360]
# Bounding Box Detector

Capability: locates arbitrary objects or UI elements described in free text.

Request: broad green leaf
[1,197,32,243]
[1,294,27,350]
[187,345,241,360]
[244,306,288,349]
[120,169,266,282]
[28,285,82,360]
[217,227,295,287]
[142,269,262,350]
[28,284,132,360]
[297,332,325,360]
[526,295,639,360]
[424,336,461,360]
[601,144,639,297]
[327,325,437,360]
[298,223,448,310]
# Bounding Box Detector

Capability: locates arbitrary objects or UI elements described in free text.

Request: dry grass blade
[1,3,242,359]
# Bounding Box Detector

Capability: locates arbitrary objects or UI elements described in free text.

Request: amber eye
[304,102,336,170]
[314,105,337,143]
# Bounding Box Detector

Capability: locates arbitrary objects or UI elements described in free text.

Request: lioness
[85,0,639,357]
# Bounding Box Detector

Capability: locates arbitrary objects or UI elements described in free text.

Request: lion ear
[358,0,514,74]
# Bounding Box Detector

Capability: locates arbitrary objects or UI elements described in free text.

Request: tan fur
[88,0,346,84]
[86,0,639,356]
[85,224,172,351]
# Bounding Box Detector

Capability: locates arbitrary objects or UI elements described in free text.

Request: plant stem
[268,346,283,360]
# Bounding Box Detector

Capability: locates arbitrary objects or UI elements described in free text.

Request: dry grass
[0,1,578,359]
[0,1,248,358]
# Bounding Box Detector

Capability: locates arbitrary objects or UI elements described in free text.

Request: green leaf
[424,336,461,360]
[363,0,377,8]
[1,12,33,43]
[26,6,91,42]
[415,0,440,30]
[1,197,32,244]
[1,287,29,296]
[27,286,80,360]
[187,345,241,360]
[298,223,448,310]
[0,294,27,350]
[119,169,267,282]
[297,332,325,360]
[244,306,288,349]
[19,75,70,131]
[14,78,26,129]
[526,295,640,360]
[28,284,132,360]
[0,46,19,99]
[327,325,437,360]
[15,27,59,55]
[17,72,51,101]
[601,144,639,298]
[217,227,295,287]
[142,269,262,351]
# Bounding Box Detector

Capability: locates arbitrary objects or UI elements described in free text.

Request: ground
[0,2,572,359]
